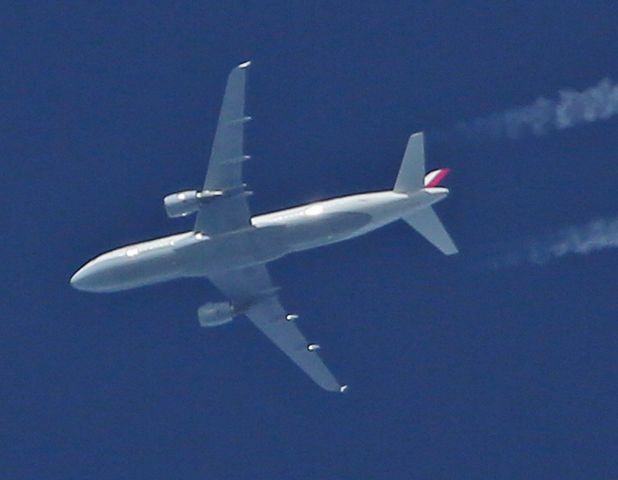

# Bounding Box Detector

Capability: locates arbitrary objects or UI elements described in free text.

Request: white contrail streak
[454,78,618,141]
[493,217,618,268]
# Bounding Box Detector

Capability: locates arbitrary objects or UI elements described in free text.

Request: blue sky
[3,2,617,479]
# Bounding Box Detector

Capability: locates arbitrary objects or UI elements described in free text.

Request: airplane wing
[208,265,345,392]
[198,63,344,392]
[194,61,253,235]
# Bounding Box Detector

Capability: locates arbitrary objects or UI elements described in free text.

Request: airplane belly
[173,226,289,276]
[284,212,371,252]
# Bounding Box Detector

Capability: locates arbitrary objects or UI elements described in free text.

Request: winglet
[238,60,252,69]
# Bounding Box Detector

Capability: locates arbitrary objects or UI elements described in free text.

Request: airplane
[70,61,458,393]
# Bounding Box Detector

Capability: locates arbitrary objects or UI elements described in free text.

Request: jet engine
[164,190,200,218]
[164,189,225,218]
[198,302,236,328]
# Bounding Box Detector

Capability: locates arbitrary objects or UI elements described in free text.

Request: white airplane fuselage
[71,187,448,293]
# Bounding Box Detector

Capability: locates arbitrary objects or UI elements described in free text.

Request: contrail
[452,78,618,142]
[492,216,618,268]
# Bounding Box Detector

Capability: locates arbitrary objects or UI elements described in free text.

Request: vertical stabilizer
[394,132,425,193]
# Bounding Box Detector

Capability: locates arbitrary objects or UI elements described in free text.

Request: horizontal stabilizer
[403,207,458,255]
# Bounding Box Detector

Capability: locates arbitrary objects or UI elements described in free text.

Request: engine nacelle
[198,302,235,328]
[164,190,200,218]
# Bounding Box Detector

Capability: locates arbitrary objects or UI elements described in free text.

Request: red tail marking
[426,168,451,187]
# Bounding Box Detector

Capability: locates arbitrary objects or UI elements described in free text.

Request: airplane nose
[70,263,108,292]
[70,265,93,291]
